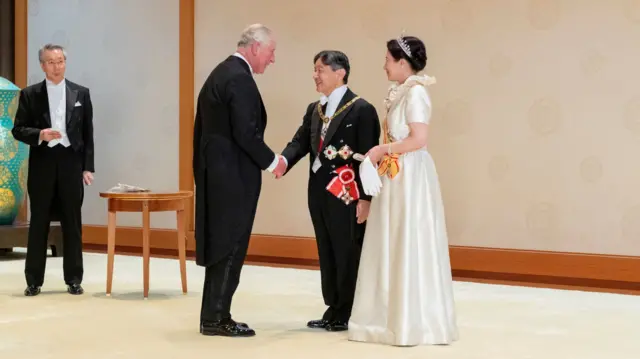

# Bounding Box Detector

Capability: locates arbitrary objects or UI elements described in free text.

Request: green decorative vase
[0,77,29,225]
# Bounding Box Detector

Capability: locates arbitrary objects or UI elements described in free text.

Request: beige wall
[28,0,180,229]
[197,0,640,256]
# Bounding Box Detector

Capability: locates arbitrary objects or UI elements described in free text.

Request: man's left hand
[83,171,94,185]
[356,200,370,224]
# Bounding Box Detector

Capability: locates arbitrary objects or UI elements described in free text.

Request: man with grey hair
[12,43,94,297]
[279,50,380,331]
[193,23,285,337]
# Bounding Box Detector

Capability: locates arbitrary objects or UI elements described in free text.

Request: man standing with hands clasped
[12,43,95,297]
[278,50,380,331]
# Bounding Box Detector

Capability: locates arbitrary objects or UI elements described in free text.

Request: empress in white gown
[348,74,459,347]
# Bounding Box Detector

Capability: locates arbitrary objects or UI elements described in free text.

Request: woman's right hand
[366,145,387,164]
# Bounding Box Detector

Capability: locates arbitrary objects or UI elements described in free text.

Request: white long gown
[348,74,459,347]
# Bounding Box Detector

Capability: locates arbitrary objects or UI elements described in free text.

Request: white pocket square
[74,101,82,107]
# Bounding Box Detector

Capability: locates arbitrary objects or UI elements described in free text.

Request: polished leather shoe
[307,319,331,329]
[326,321,348,332]
[201,319,255,337]
[24,285,41,296]
[200,320,248,333]
[67,284,84,295]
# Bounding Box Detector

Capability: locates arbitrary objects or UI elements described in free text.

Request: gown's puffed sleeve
[404,85,432,125]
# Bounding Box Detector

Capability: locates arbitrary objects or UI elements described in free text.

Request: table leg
[177,209,187,294]
[106,211,117,296]
[142,201,150,299]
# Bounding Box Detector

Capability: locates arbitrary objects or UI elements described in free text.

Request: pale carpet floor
[1,249,639,359]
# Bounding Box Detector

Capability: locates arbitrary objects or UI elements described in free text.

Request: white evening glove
[359,156,383,196]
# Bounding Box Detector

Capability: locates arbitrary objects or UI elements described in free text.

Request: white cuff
[266,155,279,172]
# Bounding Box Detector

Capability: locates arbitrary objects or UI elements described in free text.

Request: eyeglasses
[45,60,65,66]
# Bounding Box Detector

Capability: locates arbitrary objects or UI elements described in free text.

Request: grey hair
[237,24,273,47]
[38,43,67,63]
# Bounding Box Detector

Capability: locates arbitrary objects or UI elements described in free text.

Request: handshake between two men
[270,152,377,183]
[272,154,288,179]
[266,141,384,228]
[269,151,381,197]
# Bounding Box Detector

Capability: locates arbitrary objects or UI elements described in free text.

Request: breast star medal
[324,145,338,160]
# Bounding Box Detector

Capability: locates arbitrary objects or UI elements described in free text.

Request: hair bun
[406,37,427,72]
[386,35,428,73]
[413,47,426,62]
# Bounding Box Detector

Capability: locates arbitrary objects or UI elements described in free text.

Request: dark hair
[386,36,427,72]
[313,50,350,84]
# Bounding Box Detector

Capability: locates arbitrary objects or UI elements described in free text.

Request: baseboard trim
[81,225,640,295]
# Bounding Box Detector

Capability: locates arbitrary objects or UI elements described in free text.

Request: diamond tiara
[396,32,412,58]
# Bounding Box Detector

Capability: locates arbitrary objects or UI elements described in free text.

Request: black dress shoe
[325,321,348,332]
[200,320,248,333]
[201,319,255,337]
[67,284,84,295]
[307,319,331,329]
[24,285,41,296]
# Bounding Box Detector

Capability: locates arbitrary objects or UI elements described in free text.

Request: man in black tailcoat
[12,43,94,297]
[192,24,286,337]
[280,50,381,331]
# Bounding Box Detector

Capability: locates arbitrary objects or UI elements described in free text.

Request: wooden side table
[99,190,194,299]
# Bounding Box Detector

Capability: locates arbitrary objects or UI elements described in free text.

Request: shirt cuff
[266,155,279,172]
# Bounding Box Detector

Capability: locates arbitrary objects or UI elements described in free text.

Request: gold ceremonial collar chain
[317,96,360,124]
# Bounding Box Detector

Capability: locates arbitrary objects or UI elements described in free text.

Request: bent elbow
[410,135,428,150]
[10,127,22,142]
